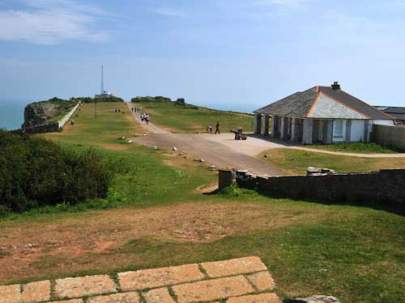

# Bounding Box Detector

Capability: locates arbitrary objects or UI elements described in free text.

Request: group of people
[140,112,150,124]
[207,121,220,134]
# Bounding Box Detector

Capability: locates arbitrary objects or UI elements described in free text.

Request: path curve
[126,103,282,176]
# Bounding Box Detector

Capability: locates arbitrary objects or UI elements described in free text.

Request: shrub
[0,131,111,213]
[131,96,172,103]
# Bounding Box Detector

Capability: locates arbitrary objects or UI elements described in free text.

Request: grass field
[261,148,405,175]
[132,101,254,133]
[1,102,404,303]
[311,142,398,154]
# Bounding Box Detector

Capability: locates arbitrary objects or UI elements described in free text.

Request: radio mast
[101,64,104,94]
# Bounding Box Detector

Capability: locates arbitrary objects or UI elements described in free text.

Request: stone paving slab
[227,293,282,303]
[0,256,280,303]
[87,292,139,303]
[55,275,116,299]
[172,275,255,303]
[143,288,176,303]
[246,271,275,292]
[21,280,51,303]
[119,264,204,291]
[201,256,267,278]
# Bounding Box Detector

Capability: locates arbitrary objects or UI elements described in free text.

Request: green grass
[11,193,404,303]
[262,148,405,175]
[133,101,254,133]
[311,142,398,154]
[112,202,404,303]
[17,102,215,216]
[3,102,404,303]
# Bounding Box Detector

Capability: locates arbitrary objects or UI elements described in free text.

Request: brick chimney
[331,81,341,90]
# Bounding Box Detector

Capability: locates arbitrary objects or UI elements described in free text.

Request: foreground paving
[0,257,281,303]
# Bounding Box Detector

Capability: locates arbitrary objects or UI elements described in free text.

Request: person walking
[215,121,220,134]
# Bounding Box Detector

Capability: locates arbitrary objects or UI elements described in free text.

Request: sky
[0,0,405,111]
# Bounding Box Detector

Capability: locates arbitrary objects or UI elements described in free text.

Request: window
[333,120,344,138]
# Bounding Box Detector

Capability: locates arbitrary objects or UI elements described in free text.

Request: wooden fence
[371,124,405,151]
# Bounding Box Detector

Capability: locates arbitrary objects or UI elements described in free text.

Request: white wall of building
[308,94,367,119]
[373,120,395,126]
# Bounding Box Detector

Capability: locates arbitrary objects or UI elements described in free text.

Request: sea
[0,99,27,130]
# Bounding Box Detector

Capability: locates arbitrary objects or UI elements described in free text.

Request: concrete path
[0,257,281,303]
[127,102,170,134]
[134,133,283,176]
[127,103,282,176]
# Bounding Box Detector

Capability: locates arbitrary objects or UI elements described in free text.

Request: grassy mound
[132,99,253,133]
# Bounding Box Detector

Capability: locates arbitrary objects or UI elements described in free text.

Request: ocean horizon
[0,99,28,130]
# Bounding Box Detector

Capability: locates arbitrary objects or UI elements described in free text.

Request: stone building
[254,82,394,144]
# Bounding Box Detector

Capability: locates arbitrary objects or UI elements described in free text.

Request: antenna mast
[101,64,104,94]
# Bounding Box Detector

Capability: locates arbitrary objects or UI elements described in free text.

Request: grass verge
[311,142,398,154]
[132,101,253,133]
[261,148,405,175]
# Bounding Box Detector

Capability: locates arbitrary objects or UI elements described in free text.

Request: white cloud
[0,0,108,44]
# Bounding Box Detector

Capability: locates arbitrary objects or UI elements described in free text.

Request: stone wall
[219,169,405,214]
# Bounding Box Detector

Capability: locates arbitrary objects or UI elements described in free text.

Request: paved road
[127,103,282,176]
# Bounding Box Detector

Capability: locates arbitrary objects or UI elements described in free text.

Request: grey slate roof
[255,85,393,120]
[255,87,317,117]
[375,106,405,120]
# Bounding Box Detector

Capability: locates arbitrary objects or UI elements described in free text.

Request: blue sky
[0,0,405,111]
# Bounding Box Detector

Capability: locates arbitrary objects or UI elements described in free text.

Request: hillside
[1,102,404,303]
[131,97,254,133]
[23,97,77,132]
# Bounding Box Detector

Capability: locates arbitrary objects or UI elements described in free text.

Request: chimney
[331,81,341,90]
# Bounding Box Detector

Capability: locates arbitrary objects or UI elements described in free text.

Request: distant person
[215,121,220,134]
[207,125,213,134]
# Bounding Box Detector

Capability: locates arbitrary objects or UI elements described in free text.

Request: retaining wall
[372,124,405,151]
[58,101,81,128]
[219,169,405,213]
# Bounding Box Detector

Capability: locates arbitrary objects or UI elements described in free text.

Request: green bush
[0,131,111,213]
[131,96,172,103]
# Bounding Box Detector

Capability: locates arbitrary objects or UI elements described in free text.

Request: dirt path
[126,103,282,176]
[126,102,170,134]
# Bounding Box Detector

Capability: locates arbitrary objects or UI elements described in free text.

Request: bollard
[218,170,236,190]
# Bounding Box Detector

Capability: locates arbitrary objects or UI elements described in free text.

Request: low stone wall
[219,169,405,213]
[23,122,60,134]
[58,101,81,128]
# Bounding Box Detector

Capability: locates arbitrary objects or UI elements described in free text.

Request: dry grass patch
[0,201,331,284]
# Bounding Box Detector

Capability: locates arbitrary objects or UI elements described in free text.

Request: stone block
[55,275,116,299]
[172,275,254,303]
[119,264,204,291]
[227,293,281,303]
[200,256,267,278]
[87,292,140,303]
[143,288,175,303]
[246,271,275,291]
[0,284,20,303]
[21,280,50,303]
